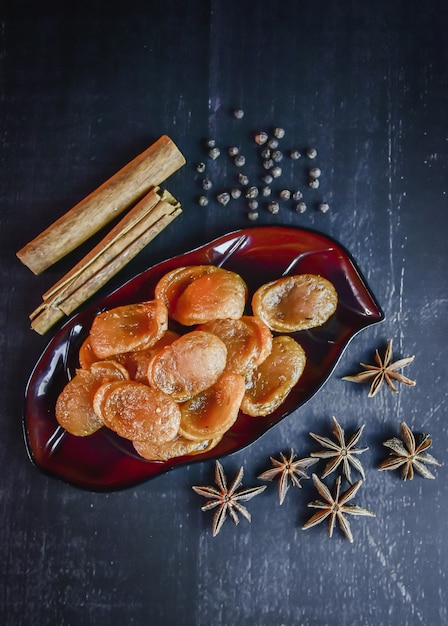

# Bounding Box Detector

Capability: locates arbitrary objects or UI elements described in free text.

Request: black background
[1,2,447,625]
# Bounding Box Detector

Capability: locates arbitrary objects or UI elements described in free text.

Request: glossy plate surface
[23,226,384,490]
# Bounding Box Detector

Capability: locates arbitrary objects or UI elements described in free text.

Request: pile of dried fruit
[55,264,338,461]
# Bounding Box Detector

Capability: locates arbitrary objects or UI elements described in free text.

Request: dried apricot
[198,316,272,374]
[115,330,180,382]
[241,336,307,417]
[239,316,273,366]
[252,274,338,332]
[55,360,129,436]
[89,299,168,359]
[93,380,181,443]
[78,336,98,369]
[174,268,247,325]
[178,372,245,441]
[133,434,222,461]
[154,265,219,314]
[147,330,227,402]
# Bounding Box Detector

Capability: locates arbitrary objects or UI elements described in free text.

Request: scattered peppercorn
[217,192,231,205]
[255,131,268,145]
[234,155,246,167]
[245,186,259,199]
[248,199,259,210]
[290,150,301,160]
[208,147,221,160]
[273,127,285,139]
[318,202,330,213]
[202,178,212,191]
[233,109,244,119]
[292,190,303,201]
[272,150,283,163]
[267,138,279,150]
[268,201,280,214]
[260,148,271,160]
[263,159,274,170]
[262,174,273,184]
[228,146,239,157]
[231,188,242,199]
[198,195,209,207]
[295,202,307,213]
[309,178,320,189]
[306,147,318,159]
[271,166,282,178]
[238,173,249,186]
[279,189,291,201]
[206,139,216,148]
[196,162,206,173]
[309,167,322,178]
[247,210,259,221]
[261,186,272,197]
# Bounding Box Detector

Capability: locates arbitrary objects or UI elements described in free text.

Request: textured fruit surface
[252,274,338,332]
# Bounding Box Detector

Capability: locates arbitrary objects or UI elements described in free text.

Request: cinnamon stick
[30,187,182,335]
[17,135,185,274]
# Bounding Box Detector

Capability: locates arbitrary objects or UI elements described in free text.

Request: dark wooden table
[2,2,447,624]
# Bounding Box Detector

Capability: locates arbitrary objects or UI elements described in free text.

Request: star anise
[302,474,375,543]
[192,460,266,536]
[258,448,318,504]
[342,339,416,397]
[309,416,368,483]
[378,421,442,480]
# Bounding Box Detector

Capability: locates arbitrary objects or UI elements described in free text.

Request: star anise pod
[302,474,375,543]
[192,460,266,536]
[342,339,416,397]
[378,421,442,480]
[258,448,318,504]
[309,416,368,483]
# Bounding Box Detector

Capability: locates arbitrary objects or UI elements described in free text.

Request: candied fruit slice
[89,299,168,359]
[93,380,181,444]
[252,274,338,332]
[178,372,245,441]
[147,330,227,402]
[241,336,307,417]
[55,361,129,436]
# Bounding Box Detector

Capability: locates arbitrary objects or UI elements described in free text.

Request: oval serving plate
[23,226,384,491]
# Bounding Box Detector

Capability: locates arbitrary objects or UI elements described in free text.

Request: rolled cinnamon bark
[29,188,182,335]
[17,135,185,274]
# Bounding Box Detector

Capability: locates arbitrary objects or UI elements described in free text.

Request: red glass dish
[23,226,384,491]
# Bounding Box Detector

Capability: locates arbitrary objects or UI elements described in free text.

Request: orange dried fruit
[133,434,222,462]
[252,274,338,332]
[154,265,220,313]
[93,380,181,444]
[147,330,227,402]
[89,359,130,380]
[89,299,168,359]
[241,336,307,417]
[116,330,180,382]
[178,372,245,441]
[174,268,247,325]
[55,360,129,436]
[239,315,273,366]
[198,316,272,374]
[78,336,98,369]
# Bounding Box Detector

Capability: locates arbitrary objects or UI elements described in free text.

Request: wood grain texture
[1,1,447,625]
